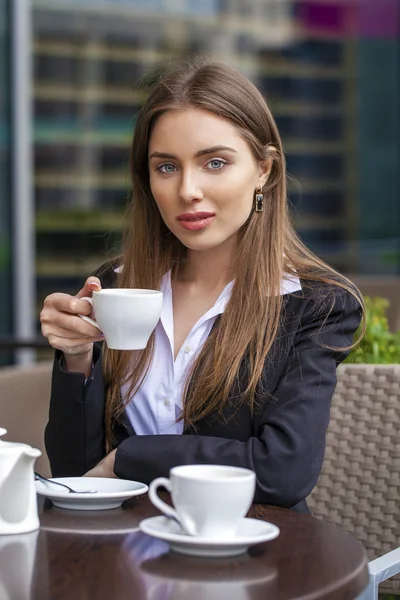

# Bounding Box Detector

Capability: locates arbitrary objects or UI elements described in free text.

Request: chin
[169,223,232,252]
[179,236,226,252]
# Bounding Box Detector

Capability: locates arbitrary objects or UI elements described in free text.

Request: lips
[176,212,216,231]
[177,212,216,222]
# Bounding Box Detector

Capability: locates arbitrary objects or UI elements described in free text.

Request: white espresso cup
[79,288,163,350]
[149,464,256,539]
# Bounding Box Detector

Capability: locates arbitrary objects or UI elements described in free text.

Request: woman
[41,60,363,513]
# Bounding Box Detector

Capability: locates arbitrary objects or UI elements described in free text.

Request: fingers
[40,276,104,354]
[42,292,93,317]
[42,322,103,341]
[41,306,102,338]
[76,277,102,300]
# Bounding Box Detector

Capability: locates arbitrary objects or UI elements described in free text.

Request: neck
[176,236,236,289]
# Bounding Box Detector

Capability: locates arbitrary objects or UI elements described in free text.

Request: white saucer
[139,516,280,557]
[35,477,148,510]
[40,524,140,535]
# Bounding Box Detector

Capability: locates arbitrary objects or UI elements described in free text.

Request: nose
[178,170,204,203]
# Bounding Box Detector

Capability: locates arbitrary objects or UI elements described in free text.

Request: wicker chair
[0,361,52,477]
[308,364,400,600]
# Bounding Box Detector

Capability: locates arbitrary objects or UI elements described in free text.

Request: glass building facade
[2,0,400,364]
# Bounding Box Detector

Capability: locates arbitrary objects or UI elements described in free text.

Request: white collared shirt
[121,272,302,436]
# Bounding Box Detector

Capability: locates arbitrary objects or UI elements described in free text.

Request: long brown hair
[102,59,364,450]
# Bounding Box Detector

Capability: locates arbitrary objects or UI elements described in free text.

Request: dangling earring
[255,186,264,212]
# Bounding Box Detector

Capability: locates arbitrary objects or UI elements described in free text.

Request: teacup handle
[78,296,102,331]
[149,477,181,523]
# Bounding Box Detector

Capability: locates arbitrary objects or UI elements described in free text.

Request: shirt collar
[114,266,302,318]
[280,274,302,295]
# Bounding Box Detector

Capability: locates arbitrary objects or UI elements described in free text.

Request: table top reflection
[1,494,369,600]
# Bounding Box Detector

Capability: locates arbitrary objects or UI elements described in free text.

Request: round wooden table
[2,495,368,600]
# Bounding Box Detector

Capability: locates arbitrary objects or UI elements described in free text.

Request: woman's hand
[40,276,105,374]
[84,449,118,478]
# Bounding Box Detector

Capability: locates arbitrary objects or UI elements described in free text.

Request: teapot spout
[23,448,42,460]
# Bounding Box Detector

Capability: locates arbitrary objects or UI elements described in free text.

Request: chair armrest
[368,547,400,583]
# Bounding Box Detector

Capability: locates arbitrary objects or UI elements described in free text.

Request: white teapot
[0,428,41,535]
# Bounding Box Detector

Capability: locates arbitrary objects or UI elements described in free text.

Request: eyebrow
[149,146,238,160]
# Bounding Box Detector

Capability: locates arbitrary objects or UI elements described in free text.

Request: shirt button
[184,345,192,353]
[164,398,171,408]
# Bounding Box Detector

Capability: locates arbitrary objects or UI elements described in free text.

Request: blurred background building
[1,0,399,365]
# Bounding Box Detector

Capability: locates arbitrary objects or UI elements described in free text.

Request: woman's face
[148,108,270,252]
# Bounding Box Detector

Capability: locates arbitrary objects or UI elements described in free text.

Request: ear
[257,156,273,188]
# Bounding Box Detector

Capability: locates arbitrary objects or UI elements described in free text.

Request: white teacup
[148,464,256,539]
[79,288,163,350]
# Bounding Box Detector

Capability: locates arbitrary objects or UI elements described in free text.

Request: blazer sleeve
[113,288,362,506]
[44,343,107,476]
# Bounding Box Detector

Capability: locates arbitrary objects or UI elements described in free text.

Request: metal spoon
[35,472,97,494]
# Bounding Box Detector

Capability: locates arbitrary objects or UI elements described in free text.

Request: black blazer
[45,264,362,513]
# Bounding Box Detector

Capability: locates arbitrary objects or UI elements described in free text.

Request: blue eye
[158,163,177,173]
[207,159,226,170]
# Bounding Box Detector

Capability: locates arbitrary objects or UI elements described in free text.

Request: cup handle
[149,477,181,524]
[78,296,102,331]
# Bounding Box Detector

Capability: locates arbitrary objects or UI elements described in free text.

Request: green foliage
[346,296,400,364]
